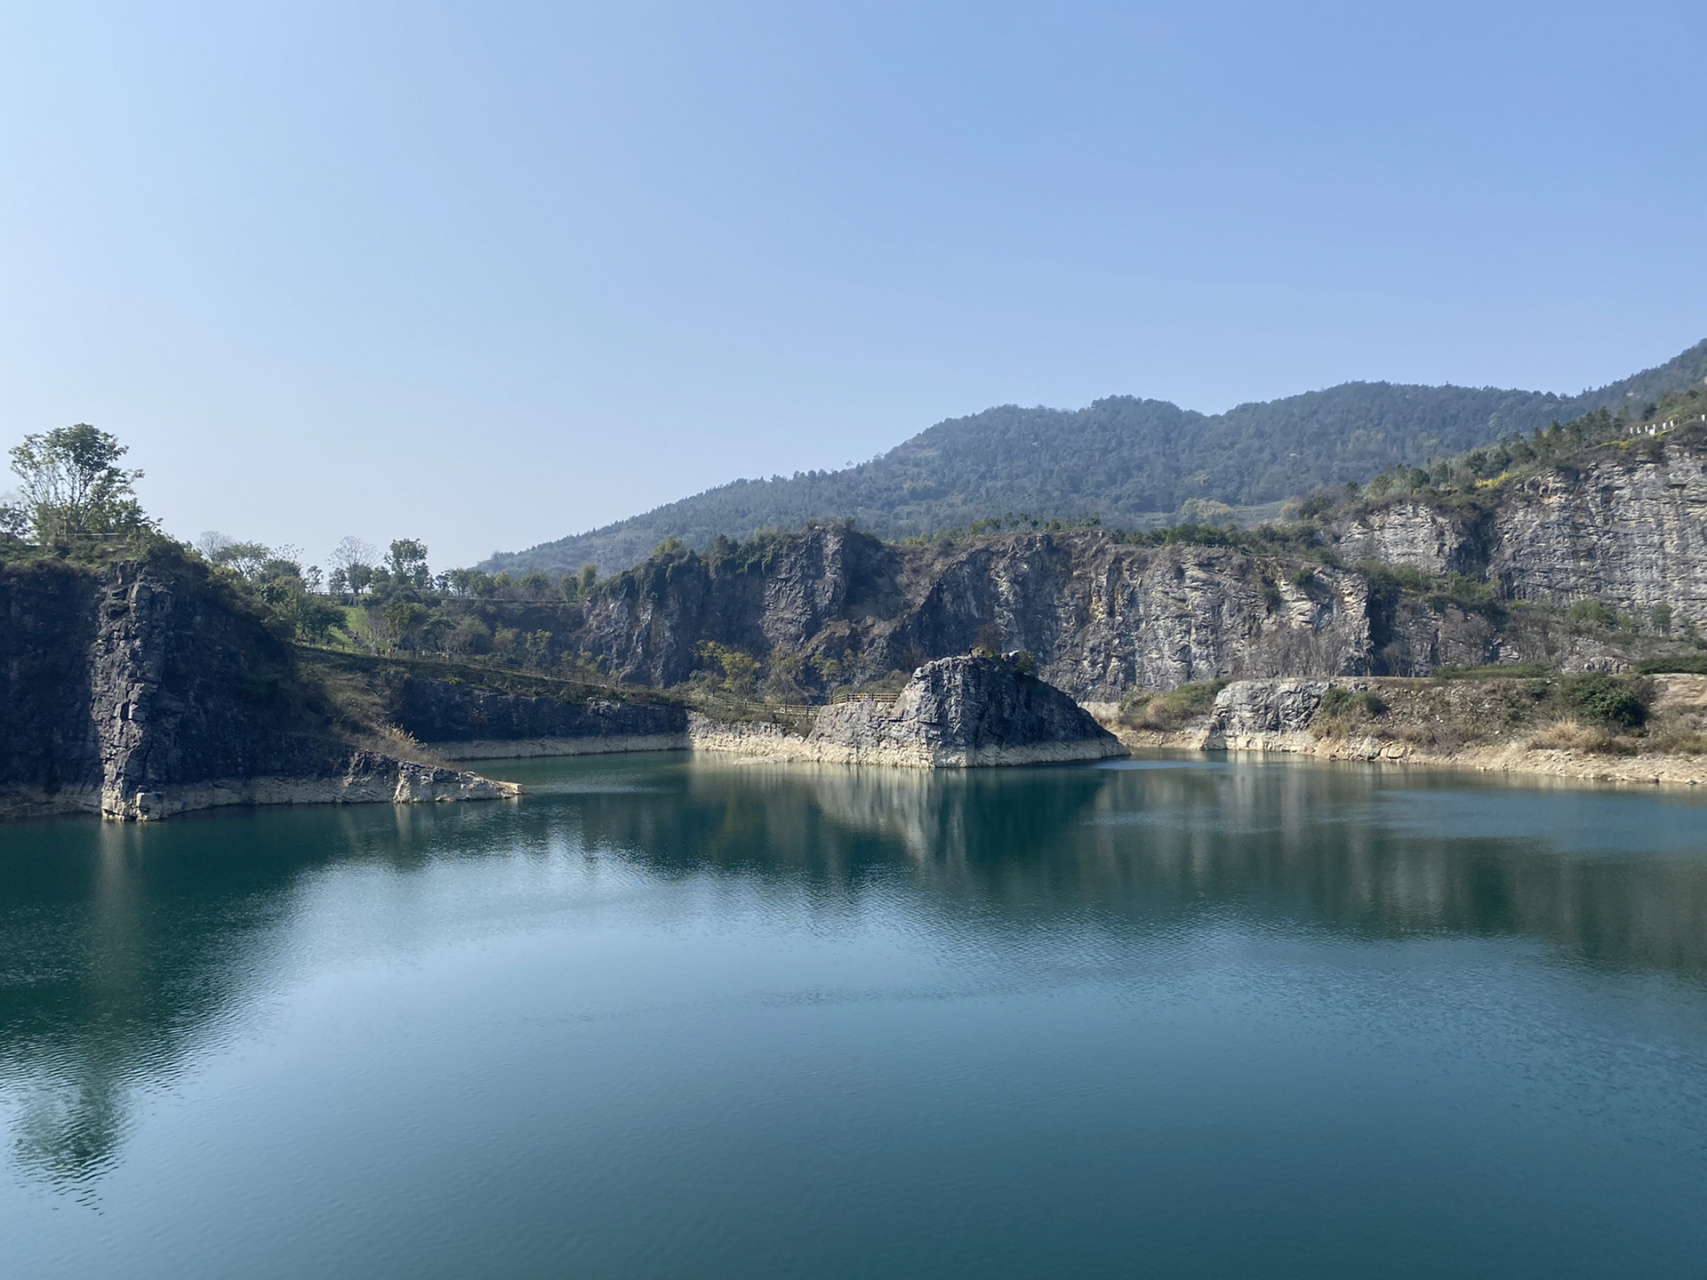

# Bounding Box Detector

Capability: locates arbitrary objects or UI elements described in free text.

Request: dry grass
[1525,720,1640,755]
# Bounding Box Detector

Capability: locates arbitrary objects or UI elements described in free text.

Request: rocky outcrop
[1200,679,1332,750]
[1335,427,1707,627]
[1,553,515,820]
[691,654,1124,768]
[1332,501,1492,576]
[101,752,515,821]
[1166,674,1707,787]
[811,654,1124,766]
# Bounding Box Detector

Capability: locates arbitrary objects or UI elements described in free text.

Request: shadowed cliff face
[0,552,507,820]
[90,559,349,812]
[0,552,343,817]
[0,562,104,812]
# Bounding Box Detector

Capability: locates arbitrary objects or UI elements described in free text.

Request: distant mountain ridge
[485,338,1707,576]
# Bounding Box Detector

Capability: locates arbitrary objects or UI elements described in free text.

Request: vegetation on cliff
[485,339,1707,577]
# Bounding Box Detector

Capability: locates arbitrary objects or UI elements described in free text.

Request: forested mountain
[486,339,1707,576]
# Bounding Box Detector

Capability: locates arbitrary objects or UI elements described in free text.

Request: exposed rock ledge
[691,654,1125,768]
[1103,675,1707,788]
[431,733,689,761]
[101,752,518,821]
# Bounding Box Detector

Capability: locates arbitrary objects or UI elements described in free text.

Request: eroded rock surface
[396,679,688,758]
[2,554,515,820]
[693,654,1124,768]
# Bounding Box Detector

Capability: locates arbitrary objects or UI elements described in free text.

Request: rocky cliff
[581,526,1393,701]
[574,428,1707,700]
[1,551,513,820]
[691,654,1125,767]
[807,654,1124,766]
[393,676,688,759]
[1334,426,1707,627]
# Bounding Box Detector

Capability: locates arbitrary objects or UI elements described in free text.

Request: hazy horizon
[5,0,1704,569]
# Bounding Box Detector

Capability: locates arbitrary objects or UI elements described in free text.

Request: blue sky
[3,1,1703,569]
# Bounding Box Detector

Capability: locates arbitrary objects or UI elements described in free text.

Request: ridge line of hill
[482,337,1707,577]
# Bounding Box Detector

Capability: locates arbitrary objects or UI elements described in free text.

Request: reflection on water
[2,751,1707,1262]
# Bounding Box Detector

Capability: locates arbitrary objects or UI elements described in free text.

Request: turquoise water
[3,752,1706,1278]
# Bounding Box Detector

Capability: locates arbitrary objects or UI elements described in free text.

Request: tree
[345,562,375,596]
[381,600,429,651]
[387,539,430,589]
[696,641,760,697]
[329,535,377,576]
[207,539,274,578]
[8,424,151,543]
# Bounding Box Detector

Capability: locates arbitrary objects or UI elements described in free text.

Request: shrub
[1560,673,1651,729]
[1120,678,1228,730]
[1318,687,1387,721]
[1567,598,1618,627]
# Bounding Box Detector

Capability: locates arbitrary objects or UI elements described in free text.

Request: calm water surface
[3,753,1706,1278]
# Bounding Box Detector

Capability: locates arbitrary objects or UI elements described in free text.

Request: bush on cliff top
[1119,679,1228,731]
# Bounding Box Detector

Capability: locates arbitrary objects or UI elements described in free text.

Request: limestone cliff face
[1487,433,1707,623]
[576,432,1707,700]
[1332,501,1492,576]
[0,561,103,814]
[582,527,1384,701]
[579,525,904,689]
[885,540,1374,699]
[1337,428,1707,626]
[1,553,512,820]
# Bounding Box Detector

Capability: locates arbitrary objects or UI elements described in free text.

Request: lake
[3,752,1706,1278]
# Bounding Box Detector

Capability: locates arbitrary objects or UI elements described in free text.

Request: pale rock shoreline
[684,712,1123,768]
[1099,676,1707,789]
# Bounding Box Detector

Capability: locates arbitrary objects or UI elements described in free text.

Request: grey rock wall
[582,527,1386,701]
[807,654,1124,766]
[1,554,513,821]
[395,678,686,744]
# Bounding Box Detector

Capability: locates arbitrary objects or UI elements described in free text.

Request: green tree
[8,424,151,543]
[382,600,429,650]
[386,539,430,589]
[525,630,554,669]
[696,641,760,696]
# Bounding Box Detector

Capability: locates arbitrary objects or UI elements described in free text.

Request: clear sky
[3,1,1703,570]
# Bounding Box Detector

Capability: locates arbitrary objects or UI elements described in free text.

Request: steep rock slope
[806,654,1124,767]
[1,551,511,820]
[1335,425,1707,627]
[578,525,1483,700]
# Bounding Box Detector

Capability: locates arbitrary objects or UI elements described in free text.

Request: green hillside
[485,339,1707,576]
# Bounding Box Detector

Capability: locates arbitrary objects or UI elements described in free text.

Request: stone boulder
[806,653,1125,767]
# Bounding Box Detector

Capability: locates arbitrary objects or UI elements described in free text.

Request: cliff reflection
[4,754,1707,1191]
[563,756,1707,977]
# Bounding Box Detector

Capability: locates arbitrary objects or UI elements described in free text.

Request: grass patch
[1433,662,1553,680]
[1119,678,1229,731]
[1634,655,1707,676]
